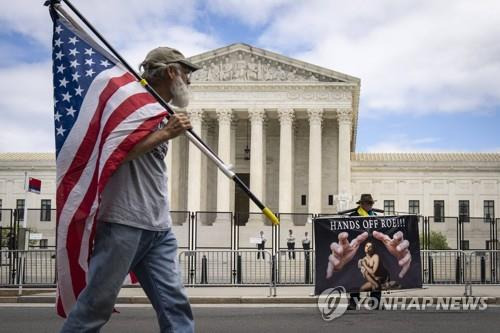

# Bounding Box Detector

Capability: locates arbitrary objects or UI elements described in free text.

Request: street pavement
[1,285,499,332]
[1,285,500,304]
[0,304,499,333]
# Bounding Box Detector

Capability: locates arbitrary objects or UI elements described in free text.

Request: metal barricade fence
[0,250,56,287]
[275,249,471,288]
[178,250,275,296]
[276,250,314,285]
[420,250,467,285]
[466,250,500,296]
[0,248,497,296]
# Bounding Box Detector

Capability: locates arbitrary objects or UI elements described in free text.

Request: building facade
[1,44,499,249]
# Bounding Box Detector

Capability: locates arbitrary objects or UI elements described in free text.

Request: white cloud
[0,0,218,65]
[0,126,54,153]
[0,1,220,152]
[2,0,499,152]
[1,61,52,115]
[0,61,54,152]
[120,25,220,71]
[251,0,500,115]
[0,0,52,46]
[0,0,198,45]
[205,0,291,26]
[365,134,444,153]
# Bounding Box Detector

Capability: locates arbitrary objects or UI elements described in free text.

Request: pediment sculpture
[191,51,341,83]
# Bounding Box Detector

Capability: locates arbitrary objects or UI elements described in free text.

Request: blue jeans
[60,222,194,333]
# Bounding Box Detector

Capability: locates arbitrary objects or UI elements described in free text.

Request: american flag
[51,13,167,317]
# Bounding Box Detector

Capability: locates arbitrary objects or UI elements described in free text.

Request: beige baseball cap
[141,46,201,72]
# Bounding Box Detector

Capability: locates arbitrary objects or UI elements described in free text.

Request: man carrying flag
[50,8,197,333]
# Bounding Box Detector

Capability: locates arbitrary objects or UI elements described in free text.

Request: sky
[1,0,499,153]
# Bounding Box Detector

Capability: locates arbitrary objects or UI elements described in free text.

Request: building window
[40,200,51,222]
[434,200,445,222]
[484,200,495,222]
[16,199,25,221]
[486,240,499,250]
[328,195,333,206]
[460,240,469,250]
[384,200,395,215]
[459,200,470,223]
[409,200,420,215]
[40,239,48,249]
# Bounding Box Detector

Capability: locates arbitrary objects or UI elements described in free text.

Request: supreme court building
[1,43,499,249]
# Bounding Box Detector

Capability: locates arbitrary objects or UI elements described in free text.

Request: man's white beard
[170,76,190,108]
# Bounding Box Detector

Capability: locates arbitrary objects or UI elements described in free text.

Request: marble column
[187,108,204,213]
[336,108,352,201]
[200,121,212,214]
[248,108,266,224]
[307,108,323,214]
[229,116,238,213]
[166,138,173,205]
[167,135,183,216]
[216,108,233,222]
[278,108,295,220]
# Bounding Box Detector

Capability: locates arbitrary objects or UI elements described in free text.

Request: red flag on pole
[28,177,42,194]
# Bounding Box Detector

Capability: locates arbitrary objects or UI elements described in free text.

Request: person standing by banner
[287,229,296,260]
[302,232,312,283]
[257,230,267,260]
[347,194,381,310]
[302,232,311,253]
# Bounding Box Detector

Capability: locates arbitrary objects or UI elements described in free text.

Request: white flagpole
[23,171,28,229]
[18,171,30,295]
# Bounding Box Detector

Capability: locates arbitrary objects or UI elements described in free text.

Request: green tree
[420,231,450,250]
[0,228,14,249]
[1,228,10,247]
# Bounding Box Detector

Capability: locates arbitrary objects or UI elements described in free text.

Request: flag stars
[100,60,111,68]
[59,77,69,88]
[57,64,66,74]
[61,91,72,102]
[56,125,66,136]
[72,72,81,82]
[55,50,64,61]
[54,111,62,122]
[68,36,79,45]
[55,25,63,34]
[84,48,95,56]
[66,106,77,117]
[70,59,80,68]
[85,68,95,77]
[54,38,63,47]
[75,86,84,96]
[69,48,79,56]
[85,58,95,66]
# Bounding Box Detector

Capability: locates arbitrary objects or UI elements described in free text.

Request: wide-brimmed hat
[141,46,201,72]
[356,194,376,204]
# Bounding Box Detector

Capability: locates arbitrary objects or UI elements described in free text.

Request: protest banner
[314,215,422,294]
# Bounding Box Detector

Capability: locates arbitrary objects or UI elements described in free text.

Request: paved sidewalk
[1,285,499,304]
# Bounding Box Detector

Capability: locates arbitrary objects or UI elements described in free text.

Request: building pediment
[188,43,359,84]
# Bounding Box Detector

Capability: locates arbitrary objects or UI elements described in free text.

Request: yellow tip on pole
[139,78,148,86]
[262,207,280,225]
